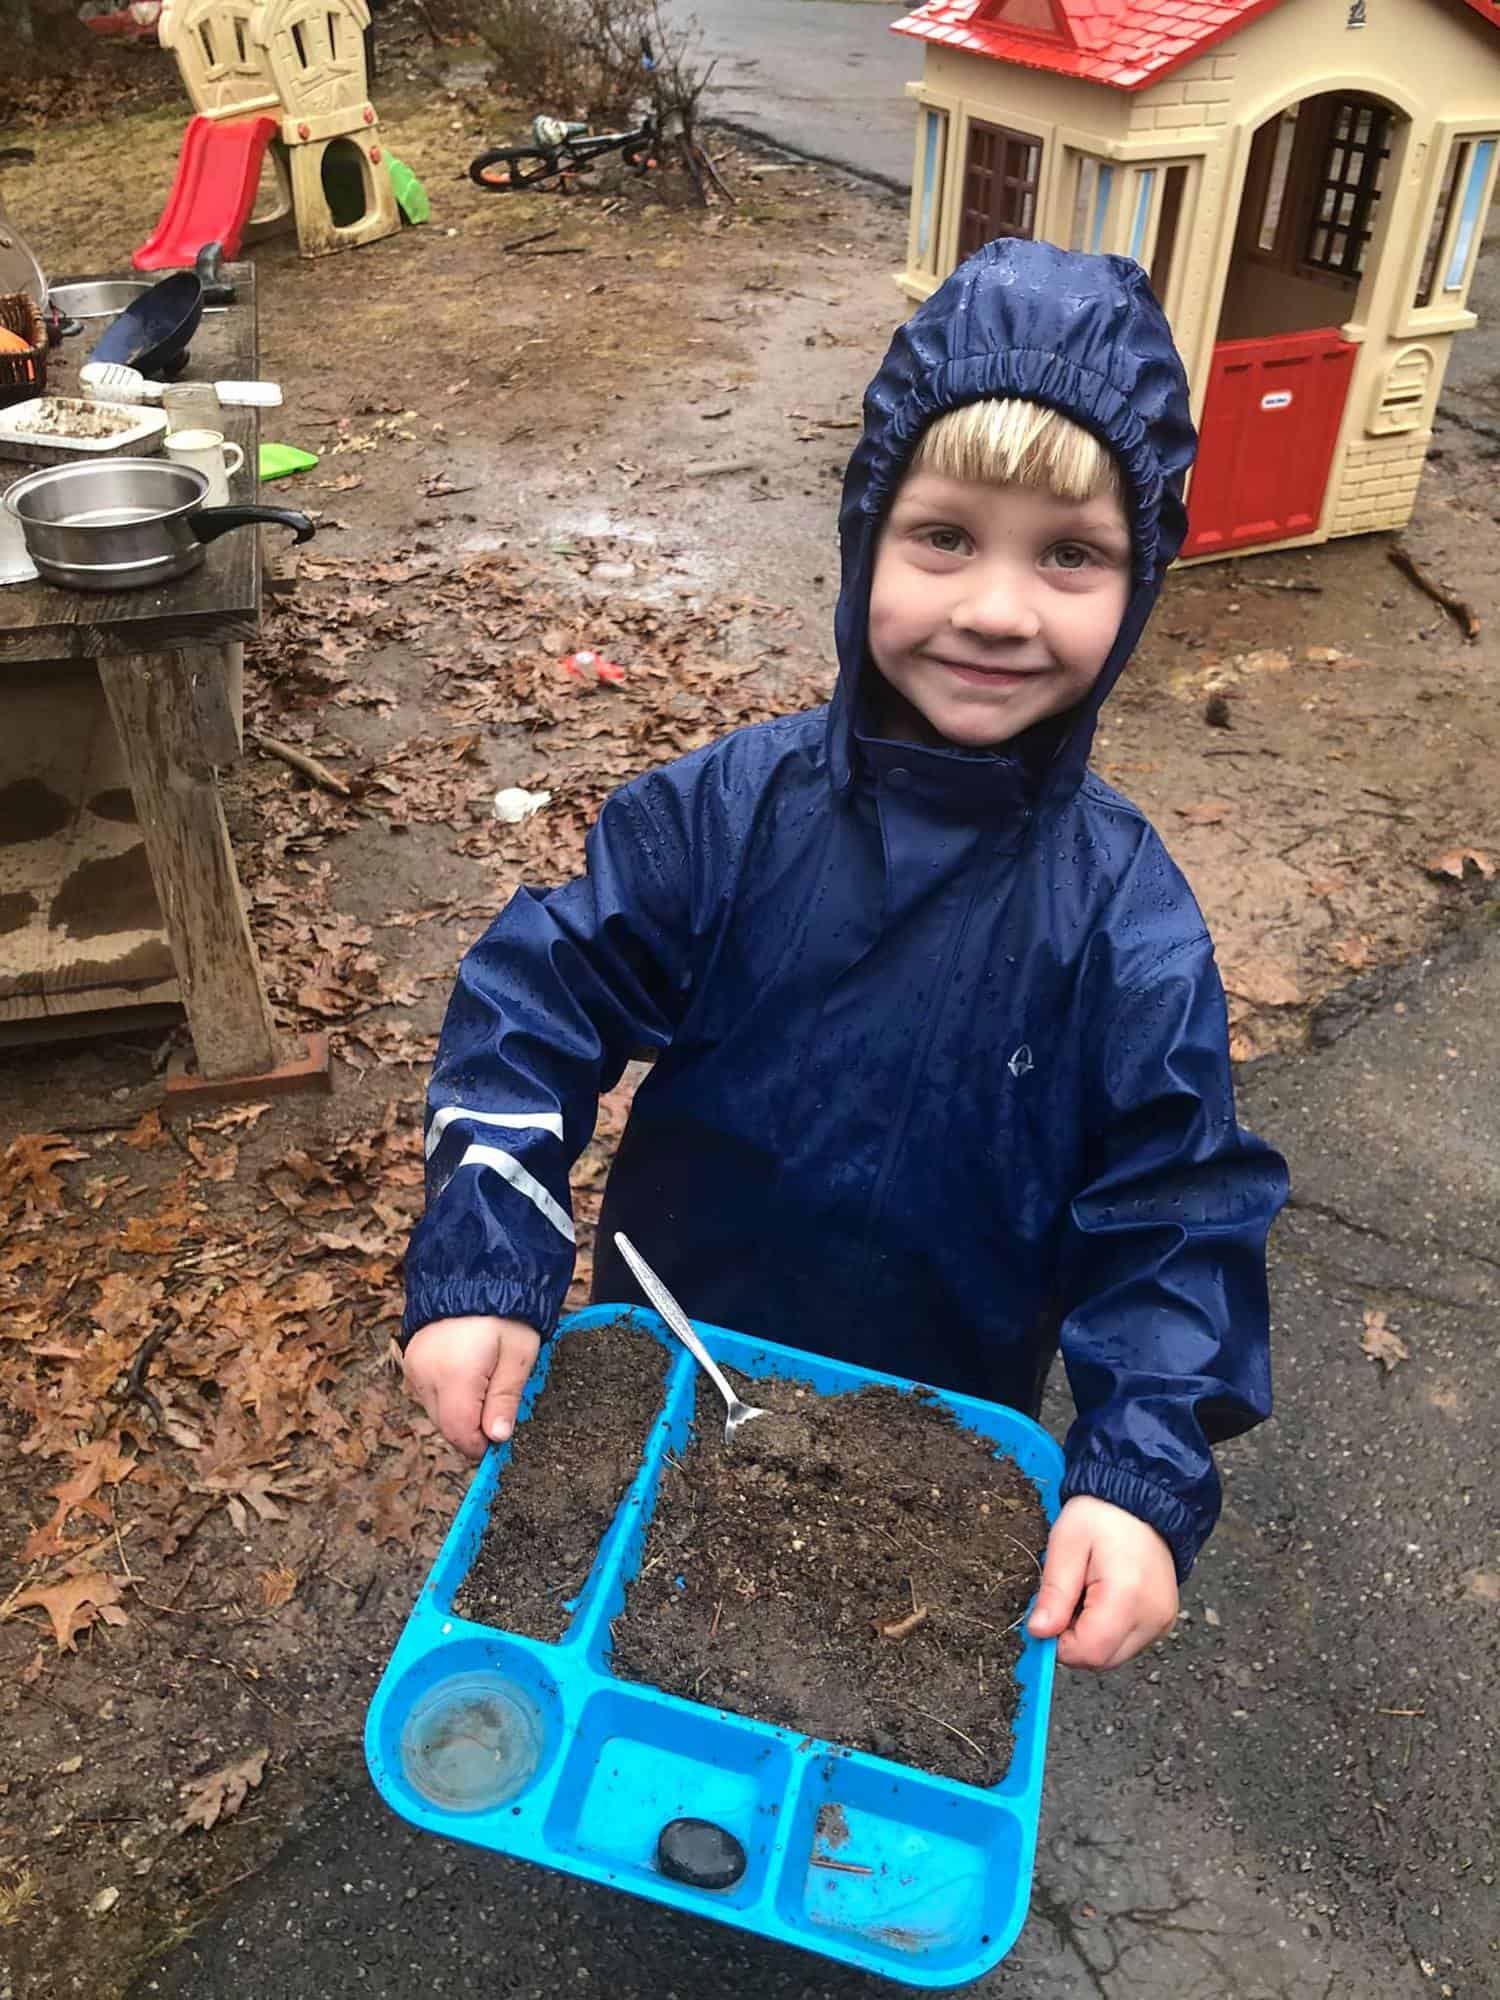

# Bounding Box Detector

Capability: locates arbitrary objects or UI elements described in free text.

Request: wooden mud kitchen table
[0,262,327,1103]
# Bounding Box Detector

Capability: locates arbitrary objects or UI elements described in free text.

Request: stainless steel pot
[47,280,152,322]
[3,457,314,591]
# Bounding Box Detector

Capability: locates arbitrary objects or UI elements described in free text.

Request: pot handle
[190,506,315,547]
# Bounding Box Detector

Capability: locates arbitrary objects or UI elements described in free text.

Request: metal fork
[613,1232,769,1446]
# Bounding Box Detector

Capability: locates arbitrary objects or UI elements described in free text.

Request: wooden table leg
[96,647,277,1081]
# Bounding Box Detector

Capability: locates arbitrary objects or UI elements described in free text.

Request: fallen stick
[684,457,760,480]
[810,1856,874,1876]
[251,731,352,798]
[501,226,560,253]
[109,1310,180,1428]
[514,245,590,258]
[1249,577,1323,594]
[1388,541,1481,640]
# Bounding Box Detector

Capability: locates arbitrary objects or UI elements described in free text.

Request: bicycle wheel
[469,145,565,191]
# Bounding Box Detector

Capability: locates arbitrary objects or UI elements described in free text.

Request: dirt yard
[3,19,1500,1997]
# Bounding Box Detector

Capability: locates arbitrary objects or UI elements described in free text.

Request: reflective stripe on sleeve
[456,1142,576,1245]
[425,1105,565,1159]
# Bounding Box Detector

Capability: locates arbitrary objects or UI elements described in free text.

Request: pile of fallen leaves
[3,540,824,1652]
[237,542,828,1072]
[0,1100,435,1654]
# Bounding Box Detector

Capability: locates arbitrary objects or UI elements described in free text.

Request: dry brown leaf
[2,1571,126,1651]
[1461,1570,1500,1604]
[255,1565,298,1609]
[176,1746,269,1832]
[1332,936,1374,971]
[1175,799,1233,826]
[1360,1308,1410,1373]
[1425,847,1495,882]
[2,1132,87,1212]
[121,1110,169,1152]
[1223,958,1305,1009]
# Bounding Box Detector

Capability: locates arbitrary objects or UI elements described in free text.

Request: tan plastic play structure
[890,0,1500,561]
[158,0,399,257]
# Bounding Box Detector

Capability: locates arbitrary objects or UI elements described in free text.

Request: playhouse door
[1182,328,1358,558]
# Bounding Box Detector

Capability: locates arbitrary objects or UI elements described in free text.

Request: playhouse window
[1255,112,1298,252]
[915,109,948,271]
[959,121,1041,260]
[1150,164,1189,307]
[1415,136,1498,308]
[1068,155,1113,255]
[1302,97,1391,279]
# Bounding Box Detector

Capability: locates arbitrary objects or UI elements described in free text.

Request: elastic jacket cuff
[1059,1462,1204,1584]
[400,1279,558,1351]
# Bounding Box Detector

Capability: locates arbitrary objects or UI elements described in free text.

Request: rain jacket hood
[405,246,1285,1583]
[829,237,1196,809]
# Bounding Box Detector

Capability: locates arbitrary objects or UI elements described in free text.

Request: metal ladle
[614,1232,768,1446]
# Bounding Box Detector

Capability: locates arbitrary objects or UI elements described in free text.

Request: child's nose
[952,566,1042,641]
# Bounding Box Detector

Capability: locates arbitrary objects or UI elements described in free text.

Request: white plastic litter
[493,786,552,824]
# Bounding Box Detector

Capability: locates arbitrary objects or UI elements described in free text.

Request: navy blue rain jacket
[405,239,1288,1579]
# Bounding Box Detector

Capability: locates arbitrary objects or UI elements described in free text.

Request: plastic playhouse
[366,1307,1065,1988]
[140,0,399,266]
[891,0,1500,560]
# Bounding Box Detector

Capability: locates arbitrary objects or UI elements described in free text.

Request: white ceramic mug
[165,427,244,507]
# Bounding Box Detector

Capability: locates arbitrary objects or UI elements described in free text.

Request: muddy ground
[2,21,1500,1998]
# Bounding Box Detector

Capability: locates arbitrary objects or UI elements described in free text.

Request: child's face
[866,472,1132,751]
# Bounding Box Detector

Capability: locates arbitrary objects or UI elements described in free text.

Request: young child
[402,238,1288,1672]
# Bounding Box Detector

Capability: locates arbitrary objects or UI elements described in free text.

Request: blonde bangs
[911,399,1122,505]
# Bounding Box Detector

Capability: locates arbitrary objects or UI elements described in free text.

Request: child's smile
[866,472,1132,751]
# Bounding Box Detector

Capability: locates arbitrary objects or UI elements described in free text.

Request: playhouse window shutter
[1302,97,1392,279]
[959,122,1041,259]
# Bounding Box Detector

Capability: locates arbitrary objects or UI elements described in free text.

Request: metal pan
[89,271,203,380]
[47,279,152,321]
[4,457,314,591]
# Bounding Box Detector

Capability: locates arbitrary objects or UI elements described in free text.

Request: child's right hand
[402,1315,541,1461]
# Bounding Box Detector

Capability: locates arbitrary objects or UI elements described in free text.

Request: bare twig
[1388,541,1481,640]
[250,731,352,798]
[109,1310,180,1428]
[899,1701,988,1764]
[502,227,560,253]
[683,457,760,480]
[810,1856,874,1876]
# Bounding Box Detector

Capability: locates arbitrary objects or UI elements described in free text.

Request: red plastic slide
[133,114,279,271]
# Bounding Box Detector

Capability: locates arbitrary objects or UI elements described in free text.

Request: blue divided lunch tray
[365,1306,1064,1987]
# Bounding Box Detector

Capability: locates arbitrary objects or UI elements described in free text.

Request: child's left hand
[1026,1496,1178,1670]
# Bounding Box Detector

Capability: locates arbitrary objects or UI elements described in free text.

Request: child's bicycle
[469,113,660,193]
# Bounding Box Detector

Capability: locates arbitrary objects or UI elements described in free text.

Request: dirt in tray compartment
[452,1317,668,1643]
[611,1377,1051,1786]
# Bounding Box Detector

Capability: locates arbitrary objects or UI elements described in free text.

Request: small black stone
[656,1817,747,1891]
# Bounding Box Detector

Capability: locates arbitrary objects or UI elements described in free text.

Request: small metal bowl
[47,280,152,322]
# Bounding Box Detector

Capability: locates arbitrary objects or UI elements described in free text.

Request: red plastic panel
[1181,327,1357,558]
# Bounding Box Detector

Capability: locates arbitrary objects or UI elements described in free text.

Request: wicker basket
[0,292,47,409]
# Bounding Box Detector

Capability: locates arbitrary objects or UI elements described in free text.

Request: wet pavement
[691,0,918,188]
[132,925,1500,1997]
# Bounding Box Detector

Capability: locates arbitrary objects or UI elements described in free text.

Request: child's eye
[1047,542,1095,571]
[922,525,969,554]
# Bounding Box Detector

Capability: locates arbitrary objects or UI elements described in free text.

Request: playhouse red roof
[893,0,1499,88]
[890,0,1294,90]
